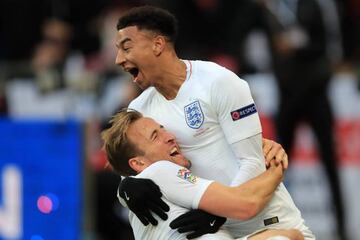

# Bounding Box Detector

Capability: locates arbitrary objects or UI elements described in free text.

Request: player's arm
[199,159,283,220]
[149,161,282,220]
[210,69,285,185]
[162,159,282,238]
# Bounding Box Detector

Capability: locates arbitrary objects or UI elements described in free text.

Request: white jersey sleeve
[137,161,213,209]
[230,134,266,186]
[209,69,264,184]
[210,70,262,144]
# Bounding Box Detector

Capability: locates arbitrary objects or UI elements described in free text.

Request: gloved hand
[118,177,170,226]
[169,209,226,239]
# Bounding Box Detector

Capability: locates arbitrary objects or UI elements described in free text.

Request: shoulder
[191,60,244,87]
[128,87,157,110]
[137,161,182,179]
[136,161,194,190]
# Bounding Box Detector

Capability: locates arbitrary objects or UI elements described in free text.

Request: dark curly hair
[117,5,178,43]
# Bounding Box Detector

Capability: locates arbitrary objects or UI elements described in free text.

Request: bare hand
[262,138,288,170]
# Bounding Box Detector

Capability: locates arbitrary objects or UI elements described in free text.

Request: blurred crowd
[0,0,359,119]
[0,0,359,239]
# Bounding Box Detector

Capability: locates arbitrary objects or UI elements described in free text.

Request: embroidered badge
[230,103,257,121]
[184,100,204,129]
[177,168,198,184]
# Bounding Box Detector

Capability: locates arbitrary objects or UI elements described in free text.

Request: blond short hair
[101,108,144,176]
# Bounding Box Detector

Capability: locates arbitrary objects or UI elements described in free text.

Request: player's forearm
[199,182,257,220]
[199,164,282,220]
[235,162,283,217]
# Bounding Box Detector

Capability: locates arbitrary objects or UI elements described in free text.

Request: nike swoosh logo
[124,191,130,201]
[210,220,216,227]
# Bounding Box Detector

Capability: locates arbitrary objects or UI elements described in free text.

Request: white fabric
[128,161,234,240]
[235,228,268,240]
[229,134,266,186]
[138,161,213,209]
[129,60,261,185]
[129,60,314,239]
[227,135,314,238]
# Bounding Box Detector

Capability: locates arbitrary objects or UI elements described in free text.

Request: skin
[263,138,288,169]
[127,117,191,171]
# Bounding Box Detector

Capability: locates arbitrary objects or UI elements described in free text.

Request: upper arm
[144,161,255,219]
[210,71,262,144]
[144,161,213,209]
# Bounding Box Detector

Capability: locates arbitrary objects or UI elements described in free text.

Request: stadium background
[0,0,359,239]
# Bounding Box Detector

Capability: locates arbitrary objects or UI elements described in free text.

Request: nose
[115,49,126,66]
[163,130,176,143]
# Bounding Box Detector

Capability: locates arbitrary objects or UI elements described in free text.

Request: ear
[152,35,166,56]
[128,156,146,173]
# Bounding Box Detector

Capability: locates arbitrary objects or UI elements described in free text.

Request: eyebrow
[116,38,131,49]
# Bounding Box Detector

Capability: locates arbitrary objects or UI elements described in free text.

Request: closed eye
[150,125,164,141]
[150,129,158,141]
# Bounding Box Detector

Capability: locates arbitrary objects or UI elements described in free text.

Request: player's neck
[154,55,187,100]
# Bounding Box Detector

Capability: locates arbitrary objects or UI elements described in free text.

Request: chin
[138,85,149,90]
[178,159,191,169]
[137,81,151,90]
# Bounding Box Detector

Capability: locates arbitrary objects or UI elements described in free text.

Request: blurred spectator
[259,0,348,239]
[32,18,72,93]
[150,0,242,72]
[0,0,48,61]
[341,0,360,64]
[342,0,360,90]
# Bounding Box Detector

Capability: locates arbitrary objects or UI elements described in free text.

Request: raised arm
[145,160,283,221]
[168,159,283,238]
[199,159,283,220]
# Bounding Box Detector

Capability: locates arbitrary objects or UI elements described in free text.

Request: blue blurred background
[0,120,82,239]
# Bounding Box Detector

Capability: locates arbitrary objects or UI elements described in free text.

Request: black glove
[118,177,170,226]
[169,209,226,239]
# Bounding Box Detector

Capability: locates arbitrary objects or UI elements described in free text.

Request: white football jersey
[128,161,234,240]
[129,60,261,184]
[129,60,314,239]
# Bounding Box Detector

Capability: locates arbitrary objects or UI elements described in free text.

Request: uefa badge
[177,168,198,184]
[184,100,204,129]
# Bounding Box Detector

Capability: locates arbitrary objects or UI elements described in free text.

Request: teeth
[170,147,178,156]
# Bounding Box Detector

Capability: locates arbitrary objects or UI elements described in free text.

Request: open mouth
[128,67,139,79]
[170,147,180,157]
[169,147,191,168]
